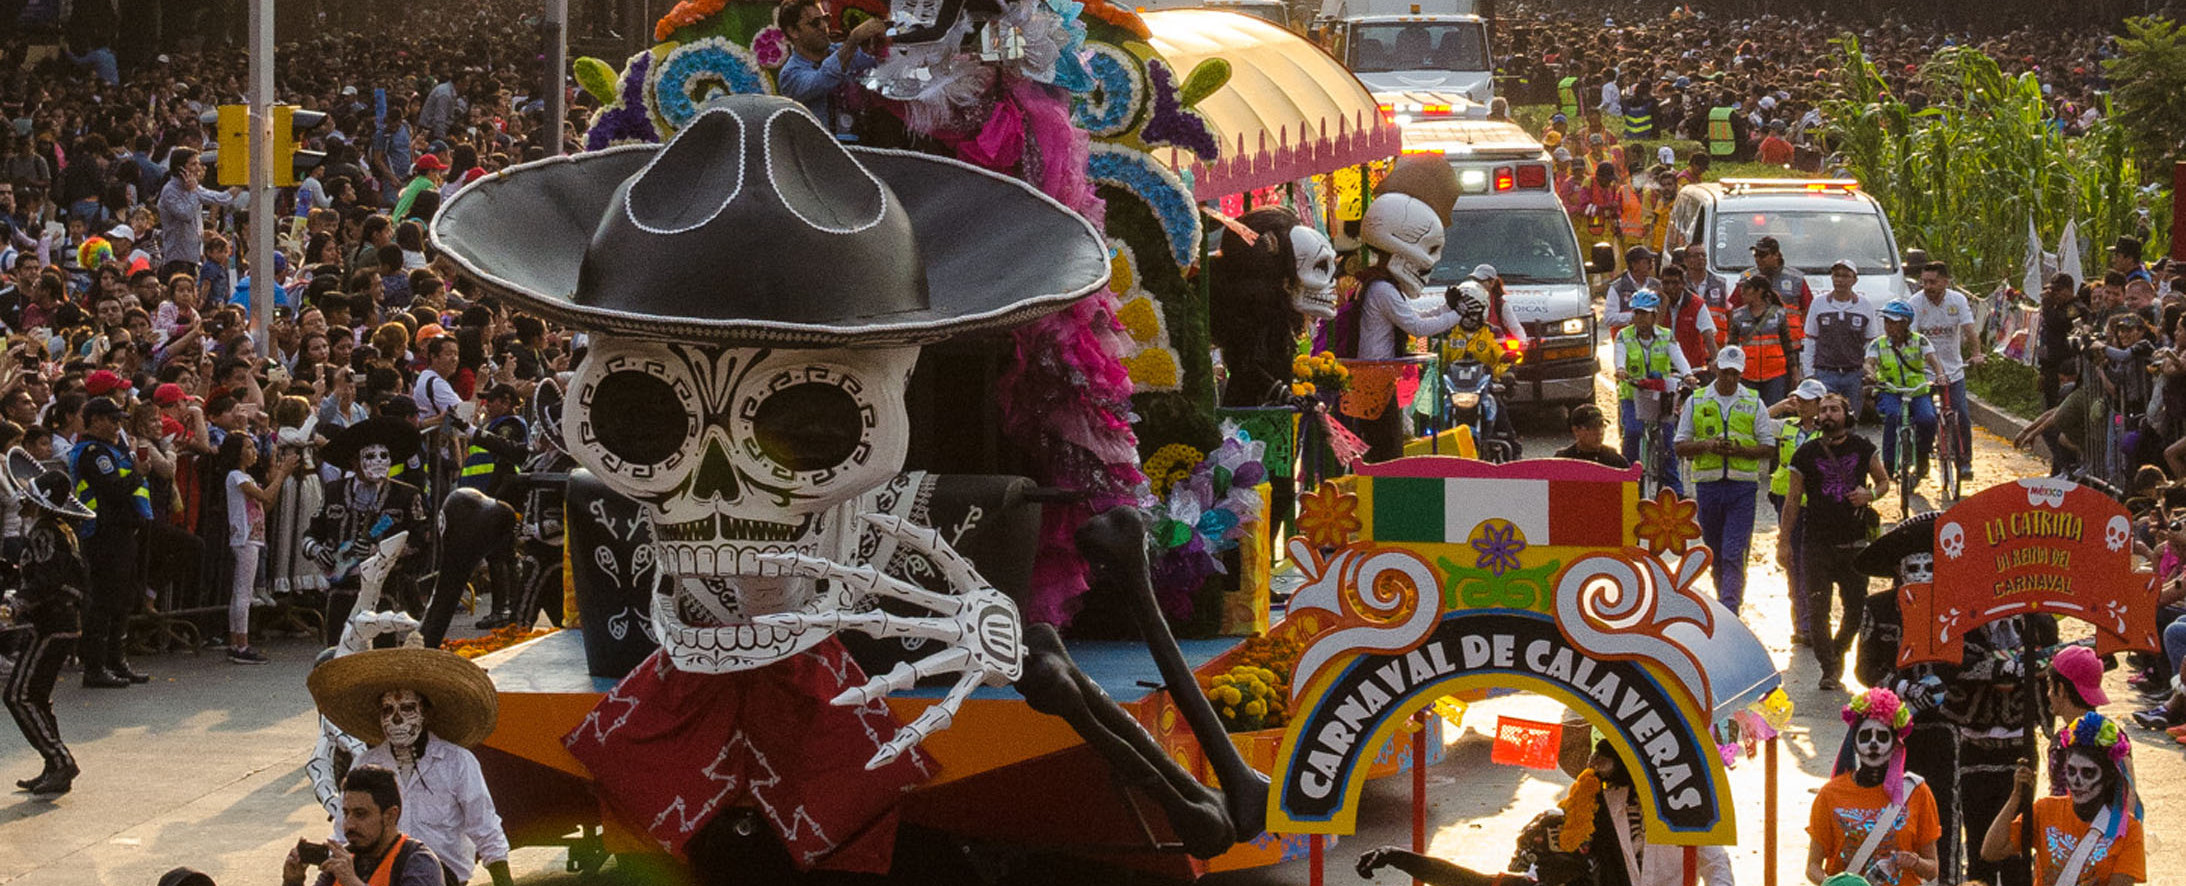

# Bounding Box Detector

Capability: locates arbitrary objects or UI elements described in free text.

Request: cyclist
[1864,300,1943,482]
[1912,261,1982,479]
[1613,290,1695,494]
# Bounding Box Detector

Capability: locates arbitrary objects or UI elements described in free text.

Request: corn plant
[1822,36,2171,291]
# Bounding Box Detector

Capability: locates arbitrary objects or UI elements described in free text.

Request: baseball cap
[2111,235,2142,259]
[1830,258,1858,273]
[1469,264,1498,281]
[1751,236,1782,254]
[1793,378,1828,400]
[482,382,521,402]
[341,85,359,96]
[84,369,132,396]
[2049,645,2108,706]
[1568,403,1606,428]
[105,224,134,241]
[1715,345,1747,372]
[152,382,188,405]
[413,153,449,173]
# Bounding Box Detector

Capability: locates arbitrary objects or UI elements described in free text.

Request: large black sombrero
[430,95,1111,347]
[321,417,423,470]
[1854,511,1940,578]
[5,447,92,520]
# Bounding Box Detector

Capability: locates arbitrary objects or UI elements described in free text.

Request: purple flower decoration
[1471,521,1525,576]
[1138,59,1218,160]
[584,51,660,150]
[753,27,789,70]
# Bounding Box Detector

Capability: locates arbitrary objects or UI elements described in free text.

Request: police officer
[461,384,528,630]
[2,448,93,793]
[1674,346,1776,613]
[69,397,153,688]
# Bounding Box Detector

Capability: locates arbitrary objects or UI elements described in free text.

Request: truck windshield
[1711,209,1899,275]
[1429,209,1584,286]
[1348,22,1487,73]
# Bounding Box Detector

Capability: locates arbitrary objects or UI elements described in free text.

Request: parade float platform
[472,628,1439,877]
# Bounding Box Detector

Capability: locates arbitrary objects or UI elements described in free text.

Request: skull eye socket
[593,369,690,467]
[750,381,864,472]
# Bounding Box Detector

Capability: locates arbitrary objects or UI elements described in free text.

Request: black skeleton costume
[1,448,94,795]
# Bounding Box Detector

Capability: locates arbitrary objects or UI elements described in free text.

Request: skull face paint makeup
[2064,754,2107,806]
[1897,552,1933,585]
[1854,720,1894,770]
[359,444,393,482]
[379,689,424,748]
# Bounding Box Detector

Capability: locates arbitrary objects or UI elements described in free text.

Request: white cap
[1469,264,1498,281]
[1658,146,1677,166]
[1830,257,1857,273]
[1715,345,1747,372]
[105,224,133,240]
[1793,378,1828,400]
[342,85,359,96]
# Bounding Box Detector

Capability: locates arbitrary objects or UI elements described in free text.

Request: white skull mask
[1854,720,1895,770]
[1359,193,1445,297]
[1289,225,1338,319]
[2063,752,2108,806]
[1897,552,1933,586]
[379,689,425,748]
[359,444,393,482]
[564,338,917,672]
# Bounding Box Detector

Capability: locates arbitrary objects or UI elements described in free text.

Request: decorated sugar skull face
[1359,193,1445,296]
[1853,720,1894,770]
[2063,750,2108,805]
[379,689,425,747]
[1897,552,1933,586]
[564,337,918,672]
[1289,226,1338,319]
[359,444,393,482]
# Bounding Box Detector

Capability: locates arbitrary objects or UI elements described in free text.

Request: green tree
[2107,16,2186,178]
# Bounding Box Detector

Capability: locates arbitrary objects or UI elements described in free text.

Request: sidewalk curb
[1966,390,2042,457]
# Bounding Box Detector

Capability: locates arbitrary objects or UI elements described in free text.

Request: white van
[1663,179,1912,305]
[1408,117,1603,407]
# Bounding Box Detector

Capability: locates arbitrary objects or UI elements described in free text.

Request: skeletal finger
[832,647,972,707]
[865,672,981,771]
[760,552,964,616]
[863,514,987,594]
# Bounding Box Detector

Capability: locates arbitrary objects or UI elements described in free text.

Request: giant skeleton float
[409,0,1798,881]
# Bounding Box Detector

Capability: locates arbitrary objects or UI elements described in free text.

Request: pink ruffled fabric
[991,80,1150,626]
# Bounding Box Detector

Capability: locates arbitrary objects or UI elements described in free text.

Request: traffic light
[273,106,329,187]
[211,105,250,187]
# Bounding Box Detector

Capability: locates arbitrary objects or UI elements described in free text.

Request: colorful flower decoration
[751,26,789,69]
[1138,57,1220,159]
[1072,44,1145,136]
[2059,711,2132,763]
[1470,520,1527,576]
[1841,686,1912,736]
[1146,430,1267,618]
[1555,769,1603,852]
[584,50,660,149]
[1296,480,1361,549]
[1143,443,1204,499]
[1633,489,1701,554]
[1088,141,1202,269]
[1042,0,1095,92]
[647,37,771,135]
[654,0,728,41]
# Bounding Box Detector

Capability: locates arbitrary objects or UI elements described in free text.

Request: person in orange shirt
[1758,121,1796,166]
[1807,688,1943,885]
[1981,714,2144,886]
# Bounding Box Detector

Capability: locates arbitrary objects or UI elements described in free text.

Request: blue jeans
[1877,391,1937,474]
[1816,368,1864,417]
[2164,614,2186,674]
[1618,396,1682,495]
[1742,375,1789,411]
[1696,480,1757,611]
[1942,378,1972,467]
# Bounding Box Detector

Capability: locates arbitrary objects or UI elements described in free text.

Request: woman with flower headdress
[1980,713,2144,886]
[1807,688,1942,885]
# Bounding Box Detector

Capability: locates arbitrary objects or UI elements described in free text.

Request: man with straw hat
[307,647,513,886]
[1,447,94,795]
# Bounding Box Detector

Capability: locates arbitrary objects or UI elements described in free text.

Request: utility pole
[545,0,569,155]
[248,0,276,352]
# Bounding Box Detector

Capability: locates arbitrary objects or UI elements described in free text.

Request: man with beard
[1981,714,2144,886]
[306,648,514,886]
[1778,393,1890,690]
[283,766,447,886]
[1808,688,1942,885]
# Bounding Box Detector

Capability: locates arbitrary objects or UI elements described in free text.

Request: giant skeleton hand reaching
[307,533,420,817]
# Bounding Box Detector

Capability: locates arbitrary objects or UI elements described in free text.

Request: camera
[295,839,331,866]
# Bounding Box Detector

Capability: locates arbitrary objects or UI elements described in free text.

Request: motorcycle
[1444,354,1522,463]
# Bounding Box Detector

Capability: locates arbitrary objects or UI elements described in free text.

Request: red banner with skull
[1910,478,2161,666]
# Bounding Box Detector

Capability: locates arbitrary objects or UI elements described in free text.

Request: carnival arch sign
[1265,458,1780,844]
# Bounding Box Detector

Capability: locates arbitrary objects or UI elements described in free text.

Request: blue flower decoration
[1045,0,1094,94]
[1198,506,1240,540]
[1072,44,1144,137]
[1088,143,1200,268]
[649,38,771,134]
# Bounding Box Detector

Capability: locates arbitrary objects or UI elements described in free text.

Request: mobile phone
[296,839,331,866]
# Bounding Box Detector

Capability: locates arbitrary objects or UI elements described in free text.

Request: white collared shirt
[337,736,511,879]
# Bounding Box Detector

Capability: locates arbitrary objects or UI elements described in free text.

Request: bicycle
[1630,379,1687,499]
[1870,379,1924,517]
[1934,385,1962,503]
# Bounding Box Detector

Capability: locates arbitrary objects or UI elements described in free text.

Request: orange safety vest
[1732,308,1794,380]
[366,835,414,886]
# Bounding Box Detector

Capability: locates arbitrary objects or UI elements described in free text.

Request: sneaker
[227,646,271,665]
[2128,666,2160,686]
[2168,723,2186,738]
[1958,462,1974,480]
[2129,707,2180,730]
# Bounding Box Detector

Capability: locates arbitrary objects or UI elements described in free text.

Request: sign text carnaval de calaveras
[1278,608,1720,834]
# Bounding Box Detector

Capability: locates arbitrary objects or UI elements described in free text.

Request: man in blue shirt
[775,0,886,140]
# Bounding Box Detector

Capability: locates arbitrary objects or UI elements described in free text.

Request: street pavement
[1,410,2179,885]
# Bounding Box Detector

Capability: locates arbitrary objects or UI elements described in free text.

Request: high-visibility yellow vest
[1875,332,1932,397]
[1558,77,1579,119]
[69,439,151,538]
[1618,326,1676,400]
[1708,107,1736,157]
[1689,387,1765,482]
[1771,416,1810,497]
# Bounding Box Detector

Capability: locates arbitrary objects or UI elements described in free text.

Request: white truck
[1314,0,1494,107]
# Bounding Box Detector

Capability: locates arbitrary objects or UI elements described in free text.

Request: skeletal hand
[754,514,1025,770]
